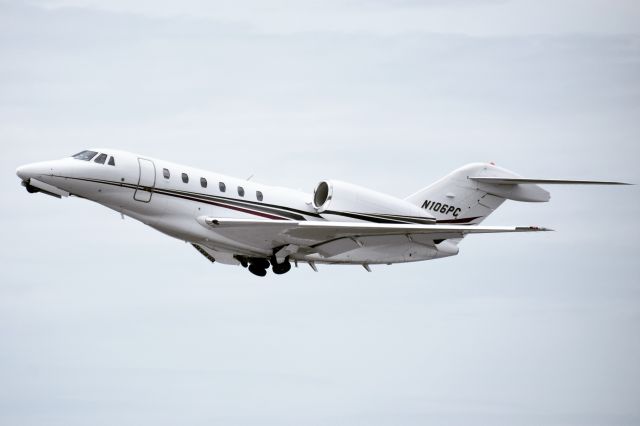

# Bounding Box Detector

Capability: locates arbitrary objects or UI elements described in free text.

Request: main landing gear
[248,258,270,277]
[236,255,292,277]
[271,257,291,275]
[248,263,268,277]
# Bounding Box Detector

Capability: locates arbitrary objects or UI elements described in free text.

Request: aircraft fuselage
[16,149,454,270]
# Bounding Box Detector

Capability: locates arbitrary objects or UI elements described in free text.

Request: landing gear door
[134,158,156,202]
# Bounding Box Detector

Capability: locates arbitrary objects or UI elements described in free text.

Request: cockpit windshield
[72,150,98,161]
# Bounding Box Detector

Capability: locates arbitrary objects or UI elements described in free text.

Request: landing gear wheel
[271,259,292,275]
[235,256,249,268]
[249,258,270,269]
[25,184,39,194]
[248,264,267,277]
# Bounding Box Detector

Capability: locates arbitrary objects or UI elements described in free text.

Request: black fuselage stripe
[347,211,435,224]
[322,210,414,224]
[54,175,308,220]
[51,175,480,225]
[153,188,305,220]
[158,190,292,220]
[435,216,481,224]
[157,188,310,220]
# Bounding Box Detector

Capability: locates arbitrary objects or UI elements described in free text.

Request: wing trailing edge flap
[311,234,449,258]
[199,217,550,255]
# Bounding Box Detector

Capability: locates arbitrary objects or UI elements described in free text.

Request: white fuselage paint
[17,149,454,267]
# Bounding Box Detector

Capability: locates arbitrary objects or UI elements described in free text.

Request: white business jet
[16,149,629,276]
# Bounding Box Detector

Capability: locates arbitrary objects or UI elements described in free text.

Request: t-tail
[405,162,630,225]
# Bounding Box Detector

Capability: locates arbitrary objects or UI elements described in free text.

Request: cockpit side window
[108,156,116,166]
[94,153,108,164]
[72,150,98,161]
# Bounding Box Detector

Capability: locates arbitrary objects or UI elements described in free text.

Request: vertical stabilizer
[404,163,549,225]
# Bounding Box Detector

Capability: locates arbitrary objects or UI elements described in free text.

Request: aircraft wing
[199,217,550,255]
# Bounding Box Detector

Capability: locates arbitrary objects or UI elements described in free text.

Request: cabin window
[256,191,264,201]
[182,173,189,184]
[163,168,170,179]
[200,177,208,188]
[237,186,245,197]
[94,153,107,164]
[108,156,116,166]
[72,150,98,161]
[219,182,226,192]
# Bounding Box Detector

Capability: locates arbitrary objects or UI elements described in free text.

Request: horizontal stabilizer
[469,177,631,185]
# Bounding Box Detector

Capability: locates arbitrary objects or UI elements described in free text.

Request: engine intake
[313,181,331,208]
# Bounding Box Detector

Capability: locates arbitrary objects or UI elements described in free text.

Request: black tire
[248,264,267,277]
[26,184,40,194]
[272,261,291,275]
[250,258,270,270]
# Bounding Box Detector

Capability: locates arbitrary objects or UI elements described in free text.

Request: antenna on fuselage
[246,174,254,181]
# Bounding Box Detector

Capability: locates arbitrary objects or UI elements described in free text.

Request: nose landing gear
[25,183,40,194]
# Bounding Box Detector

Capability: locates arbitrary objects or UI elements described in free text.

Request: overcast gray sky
[1,0,639,425]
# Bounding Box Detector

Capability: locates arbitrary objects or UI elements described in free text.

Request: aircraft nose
[16,162,53,181]
[16,164,33,180]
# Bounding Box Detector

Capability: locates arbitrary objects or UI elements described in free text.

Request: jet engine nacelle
[312,180,436,223]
